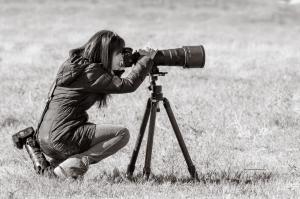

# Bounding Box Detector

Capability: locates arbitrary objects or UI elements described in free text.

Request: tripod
[126,67,199,181]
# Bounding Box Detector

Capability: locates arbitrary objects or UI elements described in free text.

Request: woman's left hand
[138,47,157,60]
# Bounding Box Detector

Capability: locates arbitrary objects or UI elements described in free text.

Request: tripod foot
[126,164,135,178]
[143,171,155,181]
[143,167,151,180]
[126,171,133,180]
[188,165,200,182]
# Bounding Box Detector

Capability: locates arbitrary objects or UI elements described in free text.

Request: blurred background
[0,0,300,198]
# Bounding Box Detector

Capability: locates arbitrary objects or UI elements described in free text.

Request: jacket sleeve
[80,56,154,94]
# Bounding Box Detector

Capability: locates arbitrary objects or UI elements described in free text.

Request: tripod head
[148,65,167,88]
[150,65,167,76]
[147,65,166,109]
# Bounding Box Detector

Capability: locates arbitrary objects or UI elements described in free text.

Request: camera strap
[33,79,57,139]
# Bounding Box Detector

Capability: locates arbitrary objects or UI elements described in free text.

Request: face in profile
[111,43,125,73]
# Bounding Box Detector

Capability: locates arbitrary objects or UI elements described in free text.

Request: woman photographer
[37,30,155,179]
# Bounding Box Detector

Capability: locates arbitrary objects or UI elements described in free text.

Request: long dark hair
[70,30,125,108]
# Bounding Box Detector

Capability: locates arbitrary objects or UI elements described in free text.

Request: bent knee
[118,127,130,145]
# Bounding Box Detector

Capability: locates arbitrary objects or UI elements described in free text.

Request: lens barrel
[25,138,50,174]
[154,45,205,68]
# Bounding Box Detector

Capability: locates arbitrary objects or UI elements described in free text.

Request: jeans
[50,124,130,179]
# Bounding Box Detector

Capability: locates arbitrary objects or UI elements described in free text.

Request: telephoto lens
[25,137,50,174]
[154,45,205,68]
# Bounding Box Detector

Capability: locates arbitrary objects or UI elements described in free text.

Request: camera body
[121,47,141,68]
[12,127,49,174]
[12,127,35,149]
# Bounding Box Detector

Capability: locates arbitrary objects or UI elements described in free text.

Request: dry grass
[0,0,300,198]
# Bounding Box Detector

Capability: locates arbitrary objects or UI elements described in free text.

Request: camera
[121,45,205,68]
[12,127,49,174]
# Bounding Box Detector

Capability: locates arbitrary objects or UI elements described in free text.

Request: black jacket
[37,55,153,158]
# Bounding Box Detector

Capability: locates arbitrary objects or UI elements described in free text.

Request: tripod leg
[163,98,200,181]
[127,98,152,177]
[143,101,158,180]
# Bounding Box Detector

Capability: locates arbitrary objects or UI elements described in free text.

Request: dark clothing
[37,55,153,160]
[49,125,130,178]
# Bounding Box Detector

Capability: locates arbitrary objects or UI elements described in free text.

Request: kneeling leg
[54,125,130,178]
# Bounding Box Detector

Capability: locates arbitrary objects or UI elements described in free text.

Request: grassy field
[0,0,300,198]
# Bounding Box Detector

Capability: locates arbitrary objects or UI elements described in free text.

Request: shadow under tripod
[126,66,200,181]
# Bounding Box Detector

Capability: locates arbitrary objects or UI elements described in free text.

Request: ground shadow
[90,170,273,185]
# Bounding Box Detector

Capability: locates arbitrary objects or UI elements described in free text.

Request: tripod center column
[151,85,163,101]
